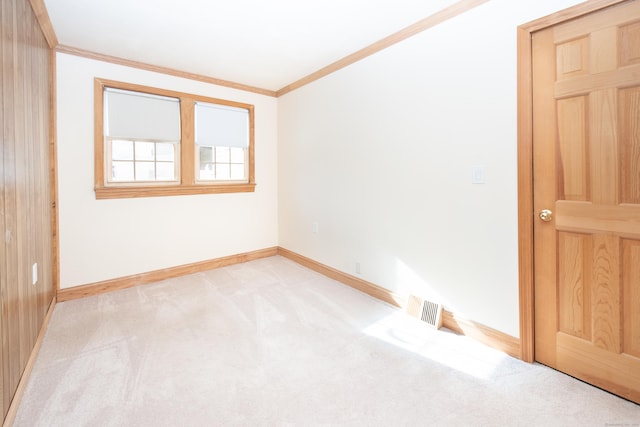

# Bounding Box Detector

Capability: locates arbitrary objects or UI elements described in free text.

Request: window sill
[95,183,256,199]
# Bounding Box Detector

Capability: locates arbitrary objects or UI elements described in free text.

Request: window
[94,78,255,199]
[104,88,180,184]
[195,102,249,183]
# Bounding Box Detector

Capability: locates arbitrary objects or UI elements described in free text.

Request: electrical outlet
[355,262,361,274]
[312,222,319,234]
[32,263,38,285]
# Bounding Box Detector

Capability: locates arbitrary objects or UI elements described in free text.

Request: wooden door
[533,0,640,404]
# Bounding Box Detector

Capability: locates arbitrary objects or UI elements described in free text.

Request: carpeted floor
[13,256,640,426]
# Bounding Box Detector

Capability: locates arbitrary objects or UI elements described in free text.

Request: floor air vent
[406,295,443,329]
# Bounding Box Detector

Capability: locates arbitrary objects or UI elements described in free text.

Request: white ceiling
[44,0,460,92]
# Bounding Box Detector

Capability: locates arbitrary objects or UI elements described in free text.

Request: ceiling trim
[28,0,58,48]
[45,0,489,98]
[275,0,490,97]
[54,45,278,98]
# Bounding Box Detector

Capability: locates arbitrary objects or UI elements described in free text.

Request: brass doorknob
[539,209,553,222]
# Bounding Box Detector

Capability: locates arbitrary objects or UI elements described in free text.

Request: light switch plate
[472,166,486,184]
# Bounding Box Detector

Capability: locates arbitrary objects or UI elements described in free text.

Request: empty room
[1,0,640,425]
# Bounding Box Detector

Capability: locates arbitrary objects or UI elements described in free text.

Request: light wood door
[533,0,640,404]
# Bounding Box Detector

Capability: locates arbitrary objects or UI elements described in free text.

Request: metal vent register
[406,295,443,329]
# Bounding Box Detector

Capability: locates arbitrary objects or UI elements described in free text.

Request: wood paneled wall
[1,0,54,421]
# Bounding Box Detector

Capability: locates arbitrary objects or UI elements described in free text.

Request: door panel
[622,239,640,357]
[620,86,640,203]
[533,0,640,404]
[557,231,592,340]
[557,96,589,201]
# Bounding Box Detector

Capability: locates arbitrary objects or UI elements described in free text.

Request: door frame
[517,0,630,363]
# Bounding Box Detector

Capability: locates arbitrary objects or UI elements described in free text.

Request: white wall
[56,53,278,289]
[278,0,584,337]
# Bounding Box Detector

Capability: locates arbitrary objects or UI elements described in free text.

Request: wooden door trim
[517,0,631,363]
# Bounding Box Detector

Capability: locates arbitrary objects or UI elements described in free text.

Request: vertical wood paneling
[0,0,5,414]
[1,0,53,421]
[49,49,57,297]
[590,89,618,205]
[40,41,54,319]
[592,233,620,353]
[557,96,589,201]
[619,86,640,204]
[2,0,21,406]
[558,232,592,340]
[15,0,32,376]
[1,0,14,412]
[622,239,640,358]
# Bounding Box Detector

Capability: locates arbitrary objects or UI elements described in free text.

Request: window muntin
[197,146,247,181]
[108,139,178,182]
[94,78,256,199]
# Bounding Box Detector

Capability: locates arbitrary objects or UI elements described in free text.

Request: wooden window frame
[94,78,255,199]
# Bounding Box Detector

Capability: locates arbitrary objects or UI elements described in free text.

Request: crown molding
[276,0,490,96]
[55,45,278,97]
[28,0,58,48]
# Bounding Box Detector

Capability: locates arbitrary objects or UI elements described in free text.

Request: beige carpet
[13,256,640,426]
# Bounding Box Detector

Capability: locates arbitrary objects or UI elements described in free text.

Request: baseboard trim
[442,310,521,359]
[277,247,407,308]
[57,247,279,302]
[3,297,56,427]
[54,246,521,360]
[278,247,521,360]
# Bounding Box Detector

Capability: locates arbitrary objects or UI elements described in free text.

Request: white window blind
[195,102,249,148]
[105,88,181,141]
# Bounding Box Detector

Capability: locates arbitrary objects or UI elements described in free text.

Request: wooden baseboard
[442,311,521,359]
[55,245,521,360]
[277,247,407,308]
[278,247,522,360]
[57,247,279,302]
[3,297,56,427]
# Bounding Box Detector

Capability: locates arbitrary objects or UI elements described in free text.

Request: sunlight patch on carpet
[362,313,508,380]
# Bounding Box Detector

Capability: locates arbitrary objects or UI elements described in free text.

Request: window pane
[216,146,230,163]
[200,164,215,180]
[112,140,134,160]
[199,146,213,163]
[156,162,175,180]
[112,161,134,181]
[156,143,175,161]
[230,147,244,164]
[135,141,155,161]
[135,161,155,181]
[216,163,230,180]
[230,164,245,180]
